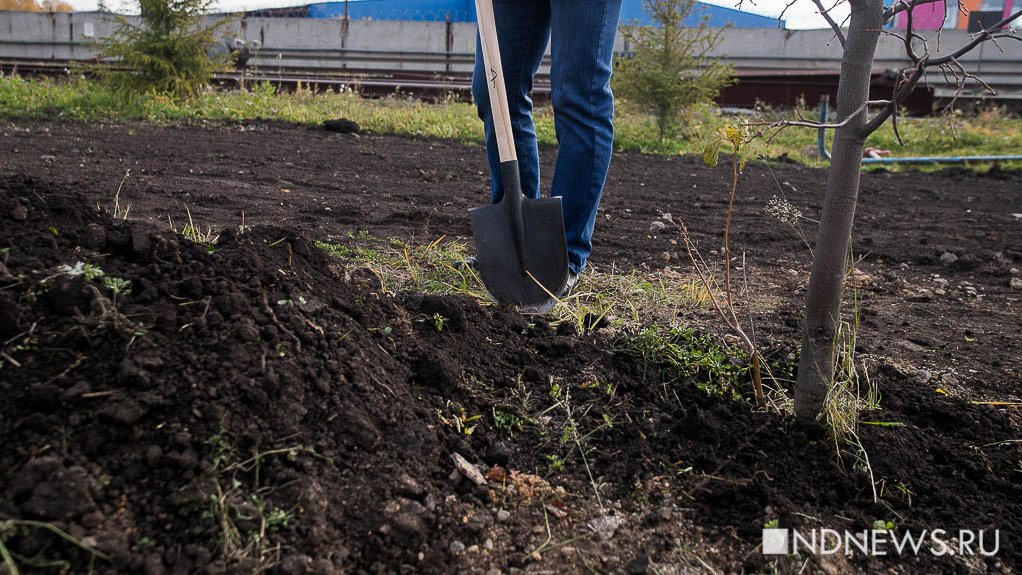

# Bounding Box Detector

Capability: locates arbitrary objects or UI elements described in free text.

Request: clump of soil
[1,172,1020,575]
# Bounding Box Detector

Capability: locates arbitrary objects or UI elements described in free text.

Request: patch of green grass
[4,76,1020,168]
[619,324,748,399]
[0,75,484,140]
[314,231,707,331]
[314,234,488,300]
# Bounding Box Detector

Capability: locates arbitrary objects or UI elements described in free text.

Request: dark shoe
[508,270,579,315]
[559,271,579,298]
[455,256,478,270]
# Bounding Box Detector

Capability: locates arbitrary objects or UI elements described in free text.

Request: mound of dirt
[1,173,1020,574]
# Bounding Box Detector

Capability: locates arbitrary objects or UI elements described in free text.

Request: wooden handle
[474,0,516,163]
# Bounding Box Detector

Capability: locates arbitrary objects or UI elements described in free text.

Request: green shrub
[97,0,227,101]
[614,0,735,140]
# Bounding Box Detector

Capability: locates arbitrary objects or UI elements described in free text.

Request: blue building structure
[306,0,475,21]
[620,0,782,28]
[299,0,782,28]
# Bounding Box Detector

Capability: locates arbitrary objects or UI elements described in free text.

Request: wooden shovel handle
[474,0,517,163]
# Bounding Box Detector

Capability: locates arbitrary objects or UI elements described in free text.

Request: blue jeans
[472,0,622,275]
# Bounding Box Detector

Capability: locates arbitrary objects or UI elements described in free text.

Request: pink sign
[895,0,956,29]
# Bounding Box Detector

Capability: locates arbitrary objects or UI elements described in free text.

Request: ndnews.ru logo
[762,528,1001,557]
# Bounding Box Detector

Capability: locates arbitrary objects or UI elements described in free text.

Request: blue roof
[621,0,782,28]
[304,0,783,28]
[306,0,476,21]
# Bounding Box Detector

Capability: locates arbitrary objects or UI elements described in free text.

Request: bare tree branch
[860,8,1022,136]
[883,0,944,25]
[935,56,998,113]
[751,100,889,135]
[812,0,847,48]
[861,61,925,135]
[778,0,800,26]
[894,0,935,63]
[927,9,1022,66]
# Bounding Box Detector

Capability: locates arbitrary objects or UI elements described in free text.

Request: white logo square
[762,528,790,555]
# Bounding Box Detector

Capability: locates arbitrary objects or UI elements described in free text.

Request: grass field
[2,75,1021,169]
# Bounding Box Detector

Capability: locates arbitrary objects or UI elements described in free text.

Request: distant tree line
[0,0,73,12]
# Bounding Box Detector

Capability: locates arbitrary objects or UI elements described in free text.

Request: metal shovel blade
[470,195,568,310]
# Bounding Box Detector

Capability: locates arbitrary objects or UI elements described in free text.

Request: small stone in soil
[83,223,106,250]
[939,252,959,266]
[449,541,465,554]
[625,554,651,574]
[588,515,624,541]
[451,452,487,486]
[910,370,932,385]
[1010,277,1022,290]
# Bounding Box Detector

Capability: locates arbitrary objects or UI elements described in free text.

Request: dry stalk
[669,134,767,409]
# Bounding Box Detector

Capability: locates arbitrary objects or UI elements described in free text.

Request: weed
[103,276,132,297]
[822,267,884,501]
[201,432,331,570]
[431,313,446,332]
[546,454,566,474]
[111,169,132,219]
[872,519,896,531]
[540,384,614,510]
[436,401,481,435]
[53,261,142,341]
[492,406,530,437]
[0,517,109,574]
[276,295,307,307]
[168,208,219,251]
[548,382,563,401]
[884,481,914,506]
[0,324,36,371]
[415,312,446,332]
[764,193,815,254]
[57,261,106,282]
[182,207,219,245]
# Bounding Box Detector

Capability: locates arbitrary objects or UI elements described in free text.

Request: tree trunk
[794,0,883,421]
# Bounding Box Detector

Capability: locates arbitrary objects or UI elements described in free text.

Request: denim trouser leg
[471,0,622,275]
[549,0,622,274]
[471,0,551,202]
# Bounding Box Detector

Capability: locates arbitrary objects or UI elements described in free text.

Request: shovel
[469,0,569,312]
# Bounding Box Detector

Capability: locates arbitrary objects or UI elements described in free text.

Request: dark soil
[1,119,1020,574]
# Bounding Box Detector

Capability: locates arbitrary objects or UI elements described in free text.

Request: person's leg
[549,0,622,274]
[471,0,551,203]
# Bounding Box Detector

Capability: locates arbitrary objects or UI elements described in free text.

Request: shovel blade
[470,196,568,309]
